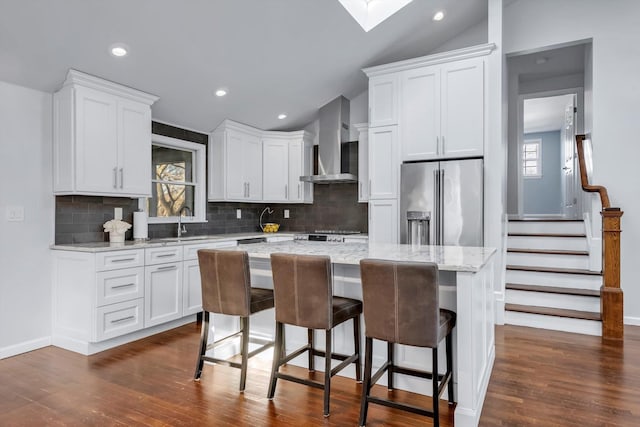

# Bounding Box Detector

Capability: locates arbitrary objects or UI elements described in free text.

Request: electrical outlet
[284,209,290,219]
[6,206,25,222]
[236,209,241,219]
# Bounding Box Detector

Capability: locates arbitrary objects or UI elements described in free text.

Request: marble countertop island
[222,240,495,272]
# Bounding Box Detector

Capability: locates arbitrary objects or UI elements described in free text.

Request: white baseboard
[624,316,640,326]
[0,336,52,359]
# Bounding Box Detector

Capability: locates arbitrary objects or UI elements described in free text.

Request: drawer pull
[111,257,136,263]
[110,315,135,324]
[111,282,135,289]
[156,265,177,271]
[156,253,176,258]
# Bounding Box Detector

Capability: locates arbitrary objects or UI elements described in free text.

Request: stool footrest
[367,396,434,417]
[275,372,325,390]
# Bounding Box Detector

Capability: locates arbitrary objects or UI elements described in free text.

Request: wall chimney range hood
[300,96,358,184]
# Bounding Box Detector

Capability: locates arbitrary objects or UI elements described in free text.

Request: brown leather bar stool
[194,249,275,392]
[358,259,456,427]
[268,253,362,417]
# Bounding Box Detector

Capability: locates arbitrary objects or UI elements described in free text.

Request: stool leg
[323,329,332,417]
[239,316,249,392]
[308,328,315,372]
[267,321,284,399]
[387,342,394,391]
[432,347,440,427]
[446,332,454,404]
[353,315,362,382]
[194,311,210,380]
[358,337,373,427]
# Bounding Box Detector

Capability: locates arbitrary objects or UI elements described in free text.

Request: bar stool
[268,253,362,417]
[358,259,456,427]
[194,249,275,392]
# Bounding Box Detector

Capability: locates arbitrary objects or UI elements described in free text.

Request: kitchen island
[221,240,496,427]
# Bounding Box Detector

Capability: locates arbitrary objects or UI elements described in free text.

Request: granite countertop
[49,232,299,253]
[223,240,496,272]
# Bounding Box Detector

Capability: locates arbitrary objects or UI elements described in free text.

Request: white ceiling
[0,0,487,133]
[524,94,574,134]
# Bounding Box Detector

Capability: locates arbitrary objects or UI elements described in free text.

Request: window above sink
[140,134,207,224]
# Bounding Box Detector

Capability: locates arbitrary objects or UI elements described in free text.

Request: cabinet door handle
[442,136,445,155]
[156,253,175,258]
[119,168,124,189]
[298,183,301,199]
[111,282,135,289]
[112,257,135,263]
[285,184,288,199]
[436,137,440,155]
[156,265,177,271]
[369,179,372,197]
[113,167,118,189]
[359,182,362,199]
[110,315,135,324]
[247,182,250,198]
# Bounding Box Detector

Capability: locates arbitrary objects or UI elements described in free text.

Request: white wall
[0,81,54,358]
[430,18,488,54]
[504,0,640,323]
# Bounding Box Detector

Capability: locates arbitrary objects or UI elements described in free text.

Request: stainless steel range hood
[300,96,357,184]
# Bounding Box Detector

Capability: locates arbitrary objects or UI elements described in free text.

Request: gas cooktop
[313,230,361,235]
[294,230,364,243]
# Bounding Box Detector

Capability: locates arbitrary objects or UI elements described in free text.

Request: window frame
[522,138,542,179]
[140,134,207,224]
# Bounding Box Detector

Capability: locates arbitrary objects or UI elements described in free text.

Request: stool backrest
[359,259,440,348]
[270,253,332,330]
[197,249,251,317]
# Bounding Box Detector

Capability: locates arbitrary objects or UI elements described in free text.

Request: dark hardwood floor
[1,323,639,426]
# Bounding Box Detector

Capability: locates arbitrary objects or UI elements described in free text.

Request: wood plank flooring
[1,323,639,426]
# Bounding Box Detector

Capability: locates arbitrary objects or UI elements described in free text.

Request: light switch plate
[236,209,241,219]
[6,206,25,222]
[284,209,290,219]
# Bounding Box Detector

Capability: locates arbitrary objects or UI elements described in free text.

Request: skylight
[338,0,413,32]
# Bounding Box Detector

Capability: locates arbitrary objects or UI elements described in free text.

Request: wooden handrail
[575,134,623,340]
[575,134,610,208]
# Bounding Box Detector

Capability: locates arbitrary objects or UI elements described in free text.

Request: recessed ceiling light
[535,57,548,65]
[109,43,129,57]
[277,114,287,120]
[433,10,445,21]
[215,89,227,97]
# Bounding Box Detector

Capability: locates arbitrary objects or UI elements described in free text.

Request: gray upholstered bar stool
[268,253,362,417]
[194,249,275,392]
[358,259,456,427]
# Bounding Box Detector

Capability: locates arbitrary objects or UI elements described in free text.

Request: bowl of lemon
[262,223,280,233]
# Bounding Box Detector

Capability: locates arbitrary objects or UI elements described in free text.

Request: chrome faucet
[177,206,192,238]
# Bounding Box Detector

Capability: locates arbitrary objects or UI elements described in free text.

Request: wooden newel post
[601,207,623,340]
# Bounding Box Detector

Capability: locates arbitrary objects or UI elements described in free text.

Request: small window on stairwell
[522,139,542,179]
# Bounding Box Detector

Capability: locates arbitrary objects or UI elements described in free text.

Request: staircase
[505,219,602,336]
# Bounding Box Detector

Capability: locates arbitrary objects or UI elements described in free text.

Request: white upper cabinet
[369,75,398,127]
[400,57,485,161]
[53,69,158,197]
[368,126,398,199]
[209,123,263,201]
[263,137,289,201]
[210,120,313,203]
[440,58,485,158]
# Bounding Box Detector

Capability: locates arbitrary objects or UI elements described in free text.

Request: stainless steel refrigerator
[400,159,483,246]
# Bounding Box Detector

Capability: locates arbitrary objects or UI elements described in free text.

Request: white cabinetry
[401,57,485,161]
[369,75,398,127]
[53,69,158,197]
[144,246,183,327]
[354,123,369,203]
[369,199,398,244]
[210,120,313,203]
[368,126,398,199]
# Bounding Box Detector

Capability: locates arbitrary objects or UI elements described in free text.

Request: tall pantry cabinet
[363,44,494,244]
[53,69,158,197]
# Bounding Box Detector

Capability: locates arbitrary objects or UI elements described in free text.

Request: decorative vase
[109,231,125,243]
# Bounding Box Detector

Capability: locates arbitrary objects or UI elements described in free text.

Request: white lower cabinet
[369,199,399,244]
[183,260,203,316]
[96,298,144,341]
[144,262,183,327]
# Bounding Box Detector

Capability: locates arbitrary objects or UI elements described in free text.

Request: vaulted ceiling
[0,0,487,132]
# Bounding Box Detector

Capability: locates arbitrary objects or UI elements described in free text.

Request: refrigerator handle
[440,169,445,245]
[434,169,439,245]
